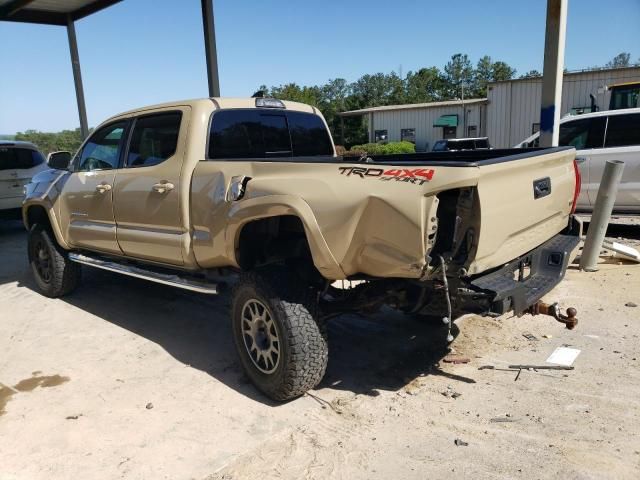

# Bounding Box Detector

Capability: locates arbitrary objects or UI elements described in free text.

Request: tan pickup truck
[23,97,581,400]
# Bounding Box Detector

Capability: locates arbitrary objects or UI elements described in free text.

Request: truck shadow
[583,220,640,241]
[0,220,30,288]
[14,266,466,404]
[4,220,472,404]
[320,311,471,396]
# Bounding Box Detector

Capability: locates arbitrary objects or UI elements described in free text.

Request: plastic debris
[546,347,581,366]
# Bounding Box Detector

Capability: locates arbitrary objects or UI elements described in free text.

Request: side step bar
[68,253,218,295]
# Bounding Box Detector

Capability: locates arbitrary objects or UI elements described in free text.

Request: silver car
[517,108,640,213]
[0,141,48,215]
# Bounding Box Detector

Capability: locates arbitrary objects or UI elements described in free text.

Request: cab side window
[558,117,605,149]
[605,114,640,148]
[76,122,127,171]
[126,112,182,168]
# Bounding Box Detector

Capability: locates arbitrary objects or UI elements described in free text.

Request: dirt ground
[1,218,639,480]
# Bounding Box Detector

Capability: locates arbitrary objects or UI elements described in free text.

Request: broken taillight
[570,158,581,214]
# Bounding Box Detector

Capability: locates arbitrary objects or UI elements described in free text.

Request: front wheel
[28,224,80,298]
[231,269,328,401]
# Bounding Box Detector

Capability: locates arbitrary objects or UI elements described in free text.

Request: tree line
[258,53,518,145]
[9,52,638,153]
[13,128,85,156]
[259,52,638,146]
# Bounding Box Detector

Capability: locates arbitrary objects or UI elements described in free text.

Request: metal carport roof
[0,0,220,139]
[0,0,122,25]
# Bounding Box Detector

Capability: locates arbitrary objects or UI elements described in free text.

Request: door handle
[95,183,112,194]
[575,156,587,164]
[152,181,175,194]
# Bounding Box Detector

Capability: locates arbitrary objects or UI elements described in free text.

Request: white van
[0,141,48,215]
[517,108,640,213]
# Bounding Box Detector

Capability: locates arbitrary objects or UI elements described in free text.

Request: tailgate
[468,148,576,274]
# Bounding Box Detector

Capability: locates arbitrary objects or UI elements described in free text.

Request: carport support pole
[66,15,89,140]
[539,0,567,148]
[201,0,220,97]
[579,160,625,272]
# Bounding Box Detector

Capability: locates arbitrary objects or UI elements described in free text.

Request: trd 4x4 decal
[338,166,435,185]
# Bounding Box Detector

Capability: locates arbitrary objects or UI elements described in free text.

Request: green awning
[433,114,458,127]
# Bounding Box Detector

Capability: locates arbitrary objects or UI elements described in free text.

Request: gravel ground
[1,219,639,480]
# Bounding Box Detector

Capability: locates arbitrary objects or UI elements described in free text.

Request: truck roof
[106,97,317,122]
[563,106,640,120]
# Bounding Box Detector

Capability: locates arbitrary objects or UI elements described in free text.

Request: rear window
[208,109,333,159]
[287,111,333,156]
[449,139,476,150]
[605,113,640,148]
[0,147,45,171]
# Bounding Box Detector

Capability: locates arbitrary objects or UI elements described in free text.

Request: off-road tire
[28,224,81,298]
[231,268,328,401]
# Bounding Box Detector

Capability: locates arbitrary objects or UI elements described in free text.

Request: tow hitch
[527,301,578,330]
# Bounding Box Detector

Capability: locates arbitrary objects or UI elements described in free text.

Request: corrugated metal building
[486,66,640,147]
[339,99,488,152]
[339,66,640,150]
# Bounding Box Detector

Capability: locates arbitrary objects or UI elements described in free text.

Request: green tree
[350,72,405,108]
[318,78,351,141]
[519,69,542,78]
[266,83,321,106]
[443,53,474,99]
[472,55,493,97]
[404,67,445,103]
[491,61,516,82]
[606,52,631,68]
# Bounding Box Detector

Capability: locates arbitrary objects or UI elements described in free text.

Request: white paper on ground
[546,347,581,366]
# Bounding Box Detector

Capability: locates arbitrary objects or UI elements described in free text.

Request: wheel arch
[23,201,70,250]
[226,195,344,280]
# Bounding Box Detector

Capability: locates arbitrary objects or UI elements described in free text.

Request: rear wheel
[28,224,80,298]
[231,268,328,401]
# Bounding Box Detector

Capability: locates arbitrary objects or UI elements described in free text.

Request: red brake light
[571,158,581,214]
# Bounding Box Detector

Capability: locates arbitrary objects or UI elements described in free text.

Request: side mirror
[47,151,72,170]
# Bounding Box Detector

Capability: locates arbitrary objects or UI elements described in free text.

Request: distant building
[339,66,640,150]
[487,66,640,147]
[338,99,488,152]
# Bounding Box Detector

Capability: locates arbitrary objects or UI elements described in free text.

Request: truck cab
[609,81,640,110]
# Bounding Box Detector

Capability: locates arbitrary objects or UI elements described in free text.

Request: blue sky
[1,0,639,133]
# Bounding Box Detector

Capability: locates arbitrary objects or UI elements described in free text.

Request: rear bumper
[466,217,581,316]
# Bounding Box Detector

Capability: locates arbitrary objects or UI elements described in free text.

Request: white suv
[517,108,640,213]
[0,141,48,215]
